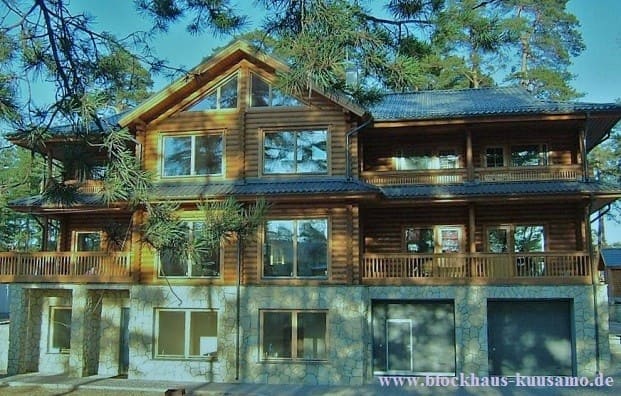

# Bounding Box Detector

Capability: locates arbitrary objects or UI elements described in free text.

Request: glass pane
[264,132,295,174]
[157,311,185,356]
[405,228,434,253]
[76,232,101,251]
[439,228,460,253]
[263,312,292,358]
[514,226,545,252]
[439,150,458,169]
[296,130,328,173]
[51,308,71,351]
[163,136,192,176]
[251,74,270,107]
[297,312,327,360]
[159,247,188,276]
[189,311,217,357]
[190,248,220,277]
[487,229,508,253]
[297,219,328,277]
[511,145,541,167]
[486,148,504,167]
[194,135,223,175]
[220,76,238,108]
[264,221,294,277]
[395,153,433,170]
[189,92,217,111]
[271,88,301,107]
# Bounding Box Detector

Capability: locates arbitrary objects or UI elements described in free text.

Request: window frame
[154,308,218,360]
[260,309,328,362]
[484,146,505,168]
[510,143,548,167]
[161,131,225,178]
[158,220,222,278]
[261,128,330,175]
[72,230,103,252]
[250,73,303,108]
[49,306,71,354]
[262,218,330,279]
[403,225,465,253]
[187,73,239,111]
[484,224,547,253]
[393,147,461,171]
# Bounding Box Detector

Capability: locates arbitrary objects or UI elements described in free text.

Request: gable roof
[600,248,621,269]
[118,40,367,127]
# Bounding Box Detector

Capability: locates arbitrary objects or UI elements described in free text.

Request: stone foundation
[6,283,610,384]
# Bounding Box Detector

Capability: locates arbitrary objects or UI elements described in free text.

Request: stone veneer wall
[7,283,610,384]
[0,322,8,372]
[128,285,367,384]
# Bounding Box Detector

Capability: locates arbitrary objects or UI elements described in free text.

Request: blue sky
[79,0,621,242]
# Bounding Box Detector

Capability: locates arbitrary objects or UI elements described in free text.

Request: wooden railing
[63,179,104,194]
[362,252,591,284]
[361,169,468,185]
[476,165,582,182]
[0,251,133,283]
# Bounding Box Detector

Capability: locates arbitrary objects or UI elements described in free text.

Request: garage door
[487,300,573,376]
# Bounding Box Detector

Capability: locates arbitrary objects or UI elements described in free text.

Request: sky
[71,0,621,243]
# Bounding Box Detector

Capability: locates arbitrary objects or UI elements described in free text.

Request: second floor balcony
[0,251,133,283]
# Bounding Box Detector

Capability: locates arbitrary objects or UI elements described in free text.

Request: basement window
[155,309,218,359]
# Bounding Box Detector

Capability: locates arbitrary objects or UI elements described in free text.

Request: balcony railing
[361,169,468,185]
[63,179,105,194]
[476,165,583,182]
[0,251,133,283]
[362,252,592,284]
[360,165,583,185]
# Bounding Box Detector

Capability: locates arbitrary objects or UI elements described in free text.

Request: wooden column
[468,204,476,253]
[466,129,474,181]
[579,127,588,182]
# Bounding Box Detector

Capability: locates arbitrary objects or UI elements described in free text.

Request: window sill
[260,358,328,364]
[154,356,218,362]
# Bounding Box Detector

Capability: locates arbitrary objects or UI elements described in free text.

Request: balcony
[0,251,133,283]
[476,165,583,182]
[360,165,583,186]
[362,252,592,285]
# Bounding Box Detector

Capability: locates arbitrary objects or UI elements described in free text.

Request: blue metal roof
[368,86,621,121]
[601,248,621,268]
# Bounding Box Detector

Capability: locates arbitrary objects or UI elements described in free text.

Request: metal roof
[368,86,621,121]
[601,248,621,268]
[379,180,621,199]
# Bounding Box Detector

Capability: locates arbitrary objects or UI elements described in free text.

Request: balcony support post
[466,128,474,181]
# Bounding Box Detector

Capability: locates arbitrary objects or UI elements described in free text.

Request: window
[188,75,238,111]
[486,225,545,252]
[261,310,327,361]
[394,149,460,170]
[404,226,463,253]
[73,231,102,252]
[511,144,548,167]
[485,147,504,168]
[251,73,301,107]
[162,133,223,177]
[263,219,328,278]
[49,307,71,353]
[159,221,220,277]
[263,130,328,174]
[155,309,218,359]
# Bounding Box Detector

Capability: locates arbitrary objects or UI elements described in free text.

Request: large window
[261,310,327,361]
[511,144,548,167]
[264,219,328,278]
[155,309,218,359]
[159,221,220,278]
[73,231,102,251]
[188,75,238,111]
[162,133,223,177]
[486,225,546,253]
[394,149,460,171]
[263,130,328,174]
[251,73,301,107]
[404,226,463,253]
[485,147,505,168]
[49,307,71,354]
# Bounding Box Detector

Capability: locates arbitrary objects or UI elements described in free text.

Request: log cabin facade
[2,40,621,383]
